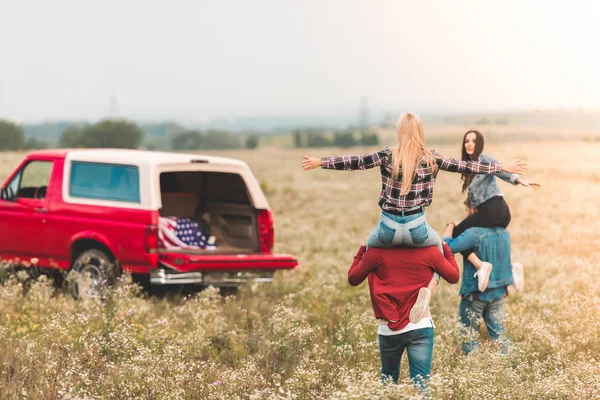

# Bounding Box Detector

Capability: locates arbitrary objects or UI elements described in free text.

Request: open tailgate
[150,252,298,286]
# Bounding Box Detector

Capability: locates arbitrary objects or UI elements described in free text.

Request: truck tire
[217,286,238,297]
[70,249,119,300]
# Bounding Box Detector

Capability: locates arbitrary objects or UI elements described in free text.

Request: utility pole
[359,96,369,133]
[109,92,118,118]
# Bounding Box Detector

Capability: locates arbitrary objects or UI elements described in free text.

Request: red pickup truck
[0,149,298,298]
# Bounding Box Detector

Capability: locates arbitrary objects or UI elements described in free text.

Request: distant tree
[25,138,49,149]
[165,123,186,137]
[203,129,241,149]
[59,125,85,148]
[333,130,356,147]
[306,132,331,148]
[245,135,259,149]
[171,129,241,150]
[59,120,144,149]
[294,130,303,148]
[360,131,380,146]
[80,119,144,149]
[171,130,203,150]
[0,120,25,151]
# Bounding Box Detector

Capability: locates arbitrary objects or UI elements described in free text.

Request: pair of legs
[453,195,512,238]
[367,210,442,322]
[454,195,512,290]
[459,296,510,354]
[379,327,434,394]
[366,209,443,251]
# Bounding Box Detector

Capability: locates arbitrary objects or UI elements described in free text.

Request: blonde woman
[301,112,528,322]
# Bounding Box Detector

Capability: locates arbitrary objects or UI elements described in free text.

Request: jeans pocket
[409,222,429,245]
[377,221,396,245]
[410,327,434,345]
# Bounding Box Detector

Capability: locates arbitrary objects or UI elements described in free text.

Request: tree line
[0,120,49,151]
[170,129,258,150]
[59,120,260,150]
[0,119,261,152]
[293,128,379,148]
[1,118,379,152]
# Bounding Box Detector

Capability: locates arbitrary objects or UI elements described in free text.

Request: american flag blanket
[158,217,217,250]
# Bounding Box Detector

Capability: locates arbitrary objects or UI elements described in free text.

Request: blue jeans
[367,211,442,252]
[379,327,434,392]
[459,297,509,354]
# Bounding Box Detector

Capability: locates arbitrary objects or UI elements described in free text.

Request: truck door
[0,160,53,263]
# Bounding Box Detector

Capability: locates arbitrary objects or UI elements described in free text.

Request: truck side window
[10,161,54,199]
[70,162,141,203]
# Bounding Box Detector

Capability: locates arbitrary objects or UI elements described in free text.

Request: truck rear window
[70,161,141,203]
[160,171,250,204]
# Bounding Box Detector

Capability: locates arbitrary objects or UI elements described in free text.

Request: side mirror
[0,186,15,201]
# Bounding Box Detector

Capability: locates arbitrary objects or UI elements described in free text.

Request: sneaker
[409,287,431,323]
[512,262,524,292]
[474,262,492,292]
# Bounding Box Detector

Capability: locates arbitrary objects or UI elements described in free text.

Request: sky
[1,0,599,123]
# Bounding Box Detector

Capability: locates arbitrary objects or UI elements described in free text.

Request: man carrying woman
[443,197,520,354]
[347,240,459,393]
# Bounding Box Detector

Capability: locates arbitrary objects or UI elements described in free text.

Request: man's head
[464,198,476,216]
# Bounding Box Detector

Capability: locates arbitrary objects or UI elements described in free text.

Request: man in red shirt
[348,242,459,390]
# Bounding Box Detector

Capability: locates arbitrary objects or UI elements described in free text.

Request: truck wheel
[218,286,238,297]
[70,249,119,300]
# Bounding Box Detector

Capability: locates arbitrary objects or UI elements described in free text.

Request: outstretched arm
[430,150,528,175]
[480,154,521,185]
[515,177,540,188]
[302,150,387,171]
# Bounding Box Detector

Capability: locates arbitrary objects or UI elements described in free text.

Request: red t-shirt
[348,243,459,331]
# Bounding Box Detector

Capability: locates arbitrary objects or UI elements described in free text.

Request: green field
[1,137,599,399]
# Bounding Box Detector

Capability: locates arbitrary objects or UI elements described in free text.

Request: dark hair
[461,130,485,193]
[463,197,472,209]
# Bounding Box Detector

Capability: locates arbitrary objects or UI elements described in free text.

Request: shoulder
[362,247,384,264]
[423,245,443,259]
[458,226,483,240]
[479,227,511,246]
[491,226,510,237]
[478,226,509,237]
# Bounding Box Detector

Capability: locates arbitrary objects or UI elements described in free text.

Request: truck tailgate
[158,252,298,272]
[151,252,298,286]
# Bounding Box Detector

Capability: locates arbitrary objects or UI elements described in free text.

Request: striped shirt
[321,148,502,212]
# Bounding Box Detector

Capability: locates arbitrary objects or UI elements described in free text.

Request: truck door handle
[34,207,46,213]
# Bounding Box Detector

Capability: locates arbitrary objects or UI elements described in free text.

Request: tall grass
[1,141,599,399]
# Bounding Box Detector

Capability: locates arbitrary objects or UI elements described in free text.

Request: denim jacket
[443,226,514,299]
[468,153,519,207]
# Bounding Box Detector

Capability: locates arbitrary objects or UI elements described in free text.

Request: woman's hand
[502,159,528,174]
[516,178,540,188]
[301,156,322,171]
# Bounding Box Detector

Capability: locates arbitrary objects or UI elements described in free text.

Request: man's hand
[443,222,455,238]
[301,156,322,171]
[516,178,540,188]
[502,159,528,174]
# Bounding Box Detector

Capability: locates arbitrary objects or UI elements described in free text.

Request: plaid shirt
[321,148,503,212]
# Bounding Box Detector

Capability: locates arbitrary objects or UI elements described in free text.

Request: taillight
[145,224,159,253]
[258,210,274,253]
